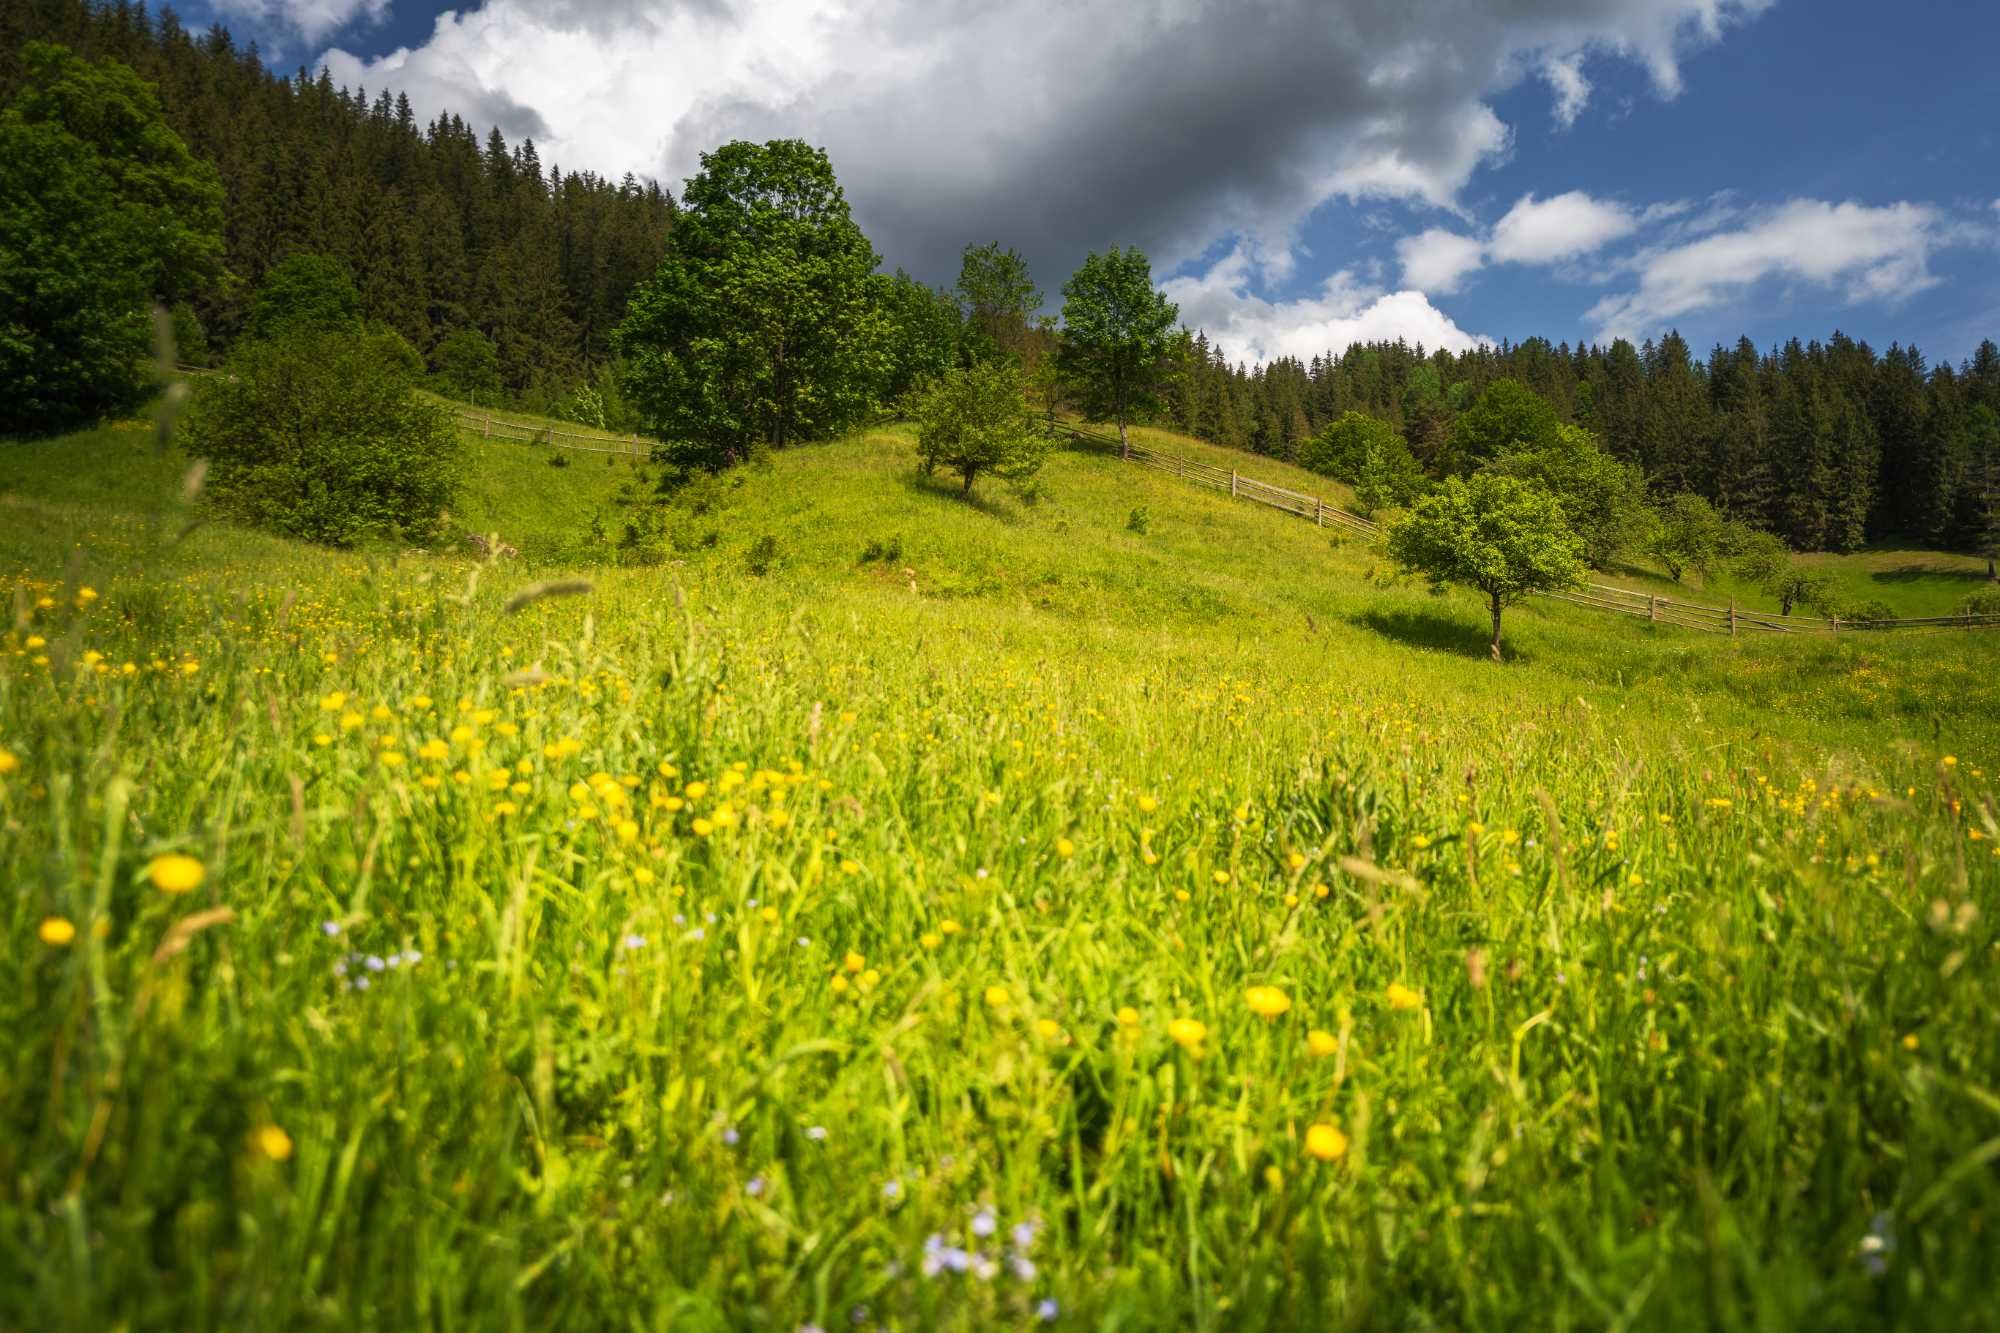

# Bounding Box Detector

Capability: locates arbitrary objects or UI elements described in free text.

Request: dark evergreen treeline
[1,0,674,398]
[1173,329,2000,553]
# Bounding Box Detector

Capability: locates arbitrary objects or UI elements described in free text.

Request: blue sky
[181,0,1999,364]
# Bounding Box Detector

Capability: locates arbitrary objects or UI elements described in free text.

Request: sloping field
[3,405,1998,1329]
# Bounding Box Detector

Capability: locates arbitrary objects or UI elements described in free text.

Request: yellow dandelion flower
[1386,982,1422,1011]
[1056,837,1075,858]
[39,916,77,946]
[1167,1017,1207,1049]
[0,748,19,776]
[920,931,942,949]
[148,853,205,894]
[940,919,962,935]
[1036,1018,1064,1042]
[1307,1028,1339,1058]
[1116,1006,1141,1028]
[318,691,347,712]
[691,817,714,837]
[252,1124,294,1162]
[1212,869,1231,885]
[1304,1122,1348,1162]
[983,985,1010,1008]
[844,951,867,974]
[1245,985,1292,1019]
[1138,795,1158,813]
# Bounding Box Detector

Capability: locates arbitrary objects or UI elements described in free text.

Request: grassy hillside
[3,405,1999,1329]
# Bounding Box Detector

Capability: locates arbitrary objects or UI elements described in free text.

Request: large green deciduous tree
[1387,473,1586,662]
[912,360,1047,496]
[876,269,961,402]
[615,140,887,475]
[0,43,223,435]
[1055,247,1180,459]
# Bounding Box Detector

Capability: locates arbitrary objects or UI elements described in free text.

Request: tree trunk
[1489,591,1504,663]
[961,467,975,495]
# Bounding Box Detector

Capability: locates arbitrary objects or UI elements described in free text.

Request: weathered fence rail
[1061,423,2000,639]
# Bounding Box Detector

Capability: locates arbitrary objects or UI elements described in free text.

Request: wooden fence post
[1315,497,1324,527]
[483,414,491,438]
[1648,594,1658,623]
[1728,603,1737,636]
[1178,455,1185,480]
[1831,614,1841,633]
[1230,470,1238,498]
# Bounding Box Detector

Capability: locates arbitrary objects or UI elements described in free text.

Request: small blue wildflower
[321,921,341,937]
[882,1179,901,1202]
[722,1125,740,1146]
[1011,1221,1037,1249]
[806,1125,828,1141]
[971,1208,996,1238]
[746,1176,765,1198]
[622,934,647,950]
[1037,1298,1059,1321]
[365,955,386,972]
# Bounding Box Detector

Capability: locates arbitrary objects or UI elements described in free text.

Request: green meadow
[3,403,1998,1330]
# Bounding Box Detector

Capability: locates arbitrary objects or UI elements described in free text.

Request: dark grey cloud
[325,0,1773,340]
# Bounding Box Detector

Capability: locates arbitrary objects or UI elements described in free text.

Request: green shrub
[745,534,779,575]
[1127,504,1151,534]
[1959,588,2000,617]
[180,328,458,546]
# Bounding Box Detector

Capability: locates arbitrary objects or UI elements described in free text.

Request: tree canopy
[1298,411,1426,516]
[1488,422,1650,568]
[246,253,362,341]
[1386,473,1586,662]
[1055,247,1180,458]
[0,42,222,434]
[616,139,887,475]
[956,241,1041,366]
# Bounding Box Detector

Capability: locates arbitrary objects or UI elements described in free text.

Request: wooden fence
[1063,423,2000,638]
[452,409,649,458]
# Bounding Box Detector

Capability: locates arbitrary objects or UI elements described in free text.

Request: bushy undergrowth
[180,329,458,546]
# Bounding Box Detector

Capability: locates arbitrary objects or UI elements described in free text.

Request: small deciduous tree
[431,327,502,402]
[1055,247,1180,459]
[1488,423,1650,568]
[1440,378,1561,474]
[246,253,361,341]
[1649,492,1726,583]
[1386,473,1586,662]
[911,360,1046,497]
[1298,411,1426,517]
[180,328,459,546]
[955,242,1040,366]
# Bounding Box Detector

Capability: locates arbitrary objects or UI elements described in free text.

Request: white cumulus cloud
[1585,199,1944,342]
[1489,190,1640,265]
[1163,247,1490,364]
[1395,228,1488,295]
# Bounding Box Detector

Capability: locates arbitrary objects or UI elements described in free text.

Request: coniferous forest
[1,0,675,404]
[2,0,1997,555]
